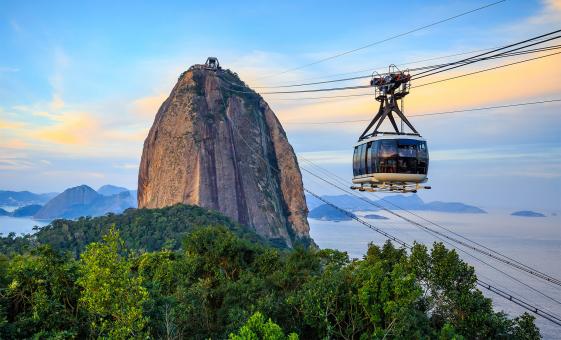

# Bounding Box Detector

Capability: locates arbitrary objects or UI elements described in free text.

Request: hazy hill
[34,185,135,220]
[308,204,355,221]
[22,204,273,256]
[97,184,129,196]
[511,210,545,217]
[11,204,42,217]
[305,193,486,214]
[0,190,57,206]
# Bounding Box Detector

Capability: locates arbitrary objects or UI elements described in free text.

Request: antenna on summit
[205,57,220,70]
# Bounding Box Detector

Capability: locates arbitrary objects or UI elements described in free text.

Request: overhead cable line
[256,40,560,88]
[255,46,501,87]
[223,47,561,95]
[256,0,506,80]
[214,78,561,326]
[411,29,561,80]
[300,165,561,301]
[231,42,561,90]
[300,158,561,294]
[415,50,561,88]
[304,169,561,317]
[282,99,561,125]
[305,189,410,248]
[304,187,561,326]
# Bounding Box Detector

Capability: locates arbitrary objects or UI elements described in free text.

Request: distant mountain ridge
[0,190,57,206]
[34,185,137,220]
[97,185,129,196]
[511,210,545,217]
[308,204,355,221]
[306,193,486,214]
[11,204,42,217]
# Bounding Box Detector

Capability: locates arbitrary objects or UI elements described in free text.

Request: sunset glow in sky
[1,0,560,210]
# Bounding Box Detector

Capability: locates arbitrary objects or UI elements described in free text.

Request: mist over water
[309,210,561,339]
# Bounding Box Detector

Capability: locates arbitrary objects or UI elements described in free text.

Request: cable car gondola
[352,65,431,193]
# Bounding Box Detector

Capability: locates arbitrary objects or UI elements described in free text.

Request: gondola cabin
[351,66,431,193]
[352,134,429,192]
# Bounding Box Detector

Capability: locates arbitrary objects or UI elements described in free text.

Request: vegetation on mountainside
[0,204,268,256]
[0,206,540,339]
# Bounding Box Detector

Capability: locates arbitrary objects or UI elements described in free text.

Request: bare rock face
[138,65,311,247]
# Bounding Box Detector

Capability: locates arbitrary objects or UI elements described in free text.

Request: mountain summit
[138,60,310,247]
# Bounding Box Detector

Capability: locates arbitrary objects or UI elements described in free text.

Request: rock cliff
[138,63,311,247]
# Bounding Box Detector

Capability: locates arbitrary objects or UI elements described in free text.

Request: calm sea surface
[309,209,561,339]
[1,206,559,337]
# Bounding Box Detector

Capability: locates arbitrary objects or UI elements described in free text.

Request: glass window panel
[378,140,397,173]
[352,146,357,176]
[398,157,417,174]
[418,141,428,158]
[417,141,428,174]
[370,141,378,174]
[359,144,366,175]
[379,140,397,158]
[365,142,372,174]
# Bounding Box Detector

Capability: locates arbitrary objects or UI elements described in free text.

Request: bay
[309,209,561,339]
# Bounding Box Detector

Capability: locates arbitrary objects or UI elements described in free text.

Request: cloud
[0,151,35,170]
[40,170,105,179]
[430,144,561,162]
[297,143,561,169]
[113,163,139,170]
[103,128,149,143]
[298,150,349,165]
[10,19,22,33]
[51,94,65,110]
[0,119,25,130]
[269,50,561,136]
[527,0,561,25]
[130,94,167,119]
[0,67,19,73]
[3,139,28,149]
[33,112,101,145]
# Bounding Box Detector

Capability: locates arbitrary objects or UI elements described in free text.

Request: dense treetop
[0,204,541,339]
[0,204,272,256]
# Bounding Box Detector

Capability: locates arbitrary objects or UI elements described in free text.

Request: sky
[0,0,560,211]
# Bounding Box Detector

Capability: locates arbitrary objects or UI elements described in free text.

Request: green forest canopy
[0,204,541,339]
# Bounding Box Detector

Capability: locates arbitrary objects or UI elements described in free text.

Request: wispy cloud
[3,139,28,149]
[9,19,22,33]
[527,0,561,25]
[40,170,105,179]
[0,118,25,130]
[130,94,167,119]
[0,67,19,73]
[297,144,561,180]
[32,111,100,145]
[0,158,35,171]
[113,163,139,170]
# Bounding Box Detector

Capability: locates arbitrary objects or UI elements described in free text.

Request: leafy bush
[0,206,541,339]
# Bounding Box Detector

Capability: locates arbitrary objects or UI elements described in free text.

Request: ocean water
[0,216,49,236]
[309,210,561,339]
[0,206,49,236]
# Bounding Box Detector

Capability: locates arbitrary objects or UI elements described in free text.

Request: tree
[77,226,148,339]
[229,312,298,340]
[512,313,540,340]
[0,246,83,339]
